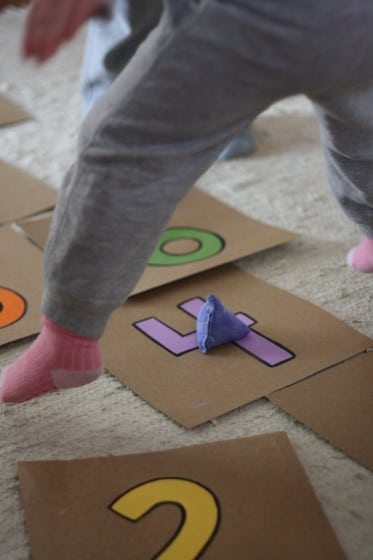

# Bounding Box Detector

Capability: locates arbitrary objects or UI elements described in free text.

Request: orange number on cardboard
[0,287,27,329]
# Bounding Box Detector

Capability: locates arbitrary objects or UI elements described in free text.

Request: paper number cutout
[134,297,295,366]
[148,227,225,266]
[0,287,27,328]
[109,477,220,560]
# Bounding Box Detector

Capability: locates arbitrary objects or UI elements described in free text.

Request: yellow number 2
[109,477,220,559]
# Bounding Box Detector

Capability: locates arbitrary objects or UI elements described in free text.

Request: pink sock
[347,236,373,273]
[0,316,103,403]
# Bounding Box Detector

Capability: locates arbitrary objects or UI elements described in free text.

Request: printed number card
[18,432,346,560]
[269,351,373,472]
[0,160,56,225]
[0,94,30,127]
[19,187,296,294]
[0,227,43,346]
[102,264,371,428]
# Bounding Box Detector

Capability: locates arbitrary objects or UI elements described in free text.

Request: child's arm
[22,0,109,62]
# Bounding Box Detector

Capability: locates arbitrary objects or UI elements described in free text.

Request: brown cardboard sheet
[0,227,43,346]
[18,432,346,560]
[18,214,51,250]
[19,187,296,294]
[0,93,30,127]
[269,351,373,471]
[0,160,56,225]
[102,264,371,428]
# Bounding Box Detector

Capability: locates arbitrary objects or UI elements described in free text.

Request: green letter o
[148,227,225,266]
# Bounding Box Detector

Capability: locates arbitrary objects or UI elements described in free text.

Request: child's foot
[219,127,256,160]
[347,236,373,273]
[0,316,103,403]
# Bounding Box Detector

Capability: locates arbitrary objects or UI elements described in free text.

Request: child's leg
[43,2,298,340]
[3,1,299,402]
[1,317,103,403]
[82,0,256,157]
[7,0,365,402]
[312,84,373,272]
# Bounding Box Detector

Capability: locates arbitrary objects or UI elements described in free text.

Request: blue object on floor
[197,294,250,353]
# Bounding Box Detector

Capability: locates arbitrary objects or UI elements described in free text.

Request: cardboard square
[19,187,296,294]
[18,214,51,250]
[0,94,30,127]
[18,432,346,560]
[269,352,373,471]
[0,160,56,225]
[0,227,43,346]
[102,264,371,428]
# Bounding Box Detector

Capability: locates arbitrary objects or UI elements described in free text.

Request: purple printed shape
[234,313,294,366]
[135,298,294,366]
[179,297,205,316]
[134,317,198,356]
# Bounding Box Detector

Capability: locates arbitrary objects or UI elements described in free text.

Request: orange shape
[0,287,27,328]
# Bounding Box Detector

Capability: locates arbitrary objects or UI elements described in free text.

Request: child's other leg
[312,84,373,272]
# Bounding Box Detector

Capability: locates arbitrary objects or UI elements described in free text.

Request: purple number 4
[133,297,295,367]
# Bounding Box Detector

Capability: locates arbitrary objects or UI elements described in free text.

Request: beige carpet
[0,7,372,560]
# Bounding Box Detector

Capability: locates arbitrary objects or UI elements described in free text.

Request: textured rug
[0,7,372,560]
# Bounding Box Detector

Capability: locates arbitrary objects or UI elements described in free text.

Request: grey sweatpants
[43,0,373,337]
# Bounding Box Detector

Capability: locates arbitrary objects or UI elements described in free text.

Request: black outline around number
[148,227,226,267]
[108,477,221,560]
[133,297,296,366]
